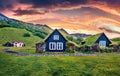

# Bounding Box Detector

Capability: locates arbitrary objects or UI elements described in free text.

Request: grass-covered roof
[84,33,102,46]
[44,29,67,42]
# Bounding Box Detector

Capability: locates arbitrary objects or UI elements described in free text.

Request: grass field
[0,27,42,46]
[0,47,120,76]
[0,27,120,76]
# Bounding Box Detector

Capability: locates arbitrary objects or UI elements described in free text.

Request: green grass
[6,46,36,54]
[0,27,42,46]
[0,48,120,76]
[111,38,120,44]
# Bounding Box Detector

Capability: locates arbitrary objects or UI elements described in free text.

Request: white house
[12,42,25,47]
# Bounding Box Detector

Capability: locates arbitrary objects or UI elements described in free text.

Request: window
[99,41,106,47]
[49,42,56,50]
[49,42,63,50]
[57,42,63,50]
[53,35,59,40]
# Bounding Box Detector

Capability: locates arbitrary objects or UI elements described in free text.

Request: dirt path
[3,48,103,56]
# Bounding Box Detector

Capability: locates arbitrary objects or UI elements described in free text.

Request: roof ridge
[44,29,67,42]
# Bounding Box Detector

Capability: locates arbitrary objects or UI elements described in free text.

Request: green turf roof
[84,33,103,46]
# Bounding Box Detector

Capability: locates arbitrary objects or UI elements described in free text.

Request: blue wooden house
[85,33,111,47]
[45,29,67,52]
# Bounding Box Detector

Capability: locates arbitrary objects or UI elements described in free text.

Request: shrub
[65,42,76,53]
[99,48,112,53]
[23,33,31,37]
[34,33,46,39]
[79,45,88,53]
[0,22,9,28]
[65,47,75,53]
[75,46,81,52]
[66,36,82,45]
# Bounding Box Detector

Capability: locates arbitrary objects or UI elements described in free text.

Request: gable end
[45,29,67,42]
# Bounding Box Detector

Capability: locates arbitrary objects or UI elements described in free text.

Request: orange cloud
[1,0,120,38]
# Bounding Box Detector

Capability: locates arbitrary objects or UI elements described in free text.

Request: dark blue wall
[95,33,111,46]
[45,30,66,52]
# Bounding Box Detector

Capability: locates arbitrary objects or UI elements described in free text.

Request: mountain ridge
[0,13,53,32]
[0,13,95,39]
[70,33,92,39]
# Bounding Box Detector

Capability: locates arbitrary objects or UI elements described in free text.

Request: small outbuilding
[85,33,111,47]
[12,42,25,47]
[36,42,45,53]
[3,42,13,47]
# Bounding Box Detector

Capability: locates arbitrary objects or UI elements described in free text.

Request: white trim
[49,42,56,50]
[57,42,63,50]
[49,42,63,50]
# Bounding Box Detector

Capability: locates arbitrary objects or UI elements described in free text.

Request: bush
[65,42,76,53]
[79,45,88,53]
[34,33,46,39]
[0,22,9,28]
[65,47,75,53]
[101,48,112,53]
[66,36,82,45]
[75,46,81,52]
[23,33,31,37]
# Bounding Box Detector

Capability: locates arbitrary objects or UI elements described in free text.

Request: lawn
[0,47,120,76]
[0,27,42,46]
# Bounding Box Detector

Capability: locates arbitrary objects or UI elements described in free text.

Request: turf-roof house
[45,29,67,52]
[85,33,111,47]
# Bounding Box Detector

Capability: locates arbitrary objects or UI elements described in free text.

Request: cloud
[16,0,120,16]
[98,24,120,35]
[99,27,120,34]
[18,0,88,8]
[13,8,48,16]
[0,0,14,10]
[1,0,120,16]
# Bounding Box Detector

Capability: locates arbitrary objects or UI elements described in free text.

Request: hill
[0,27,42,46]
[0,13,52,39]
[0,13,82,45]
[70,33,92,39]
[111,38,120,44]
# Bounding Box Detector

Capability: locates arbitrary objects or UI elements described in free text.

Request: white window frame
[99,41,106,47]
[53,35,59,40]
[49,42,63,50]
[49,42,56,50]
[57,42,63,50]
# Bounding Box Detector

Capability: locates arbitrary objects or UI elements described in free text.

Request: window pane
[49,42,56,50]
[57,42,63,50]
[53,35,59,40]
[99,41,106,47]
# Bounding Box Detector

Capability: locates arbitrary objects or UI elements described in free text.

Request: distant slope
[111,38,120,44]
[0,13,53,39]
[35,24,53,33]
[0,27,42,46]
[0,13,53,32]
[0,13,80,44]
[70,33,92,39]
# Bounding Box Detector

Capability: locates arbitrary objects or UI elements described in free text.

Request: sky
[0,0,120,38]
